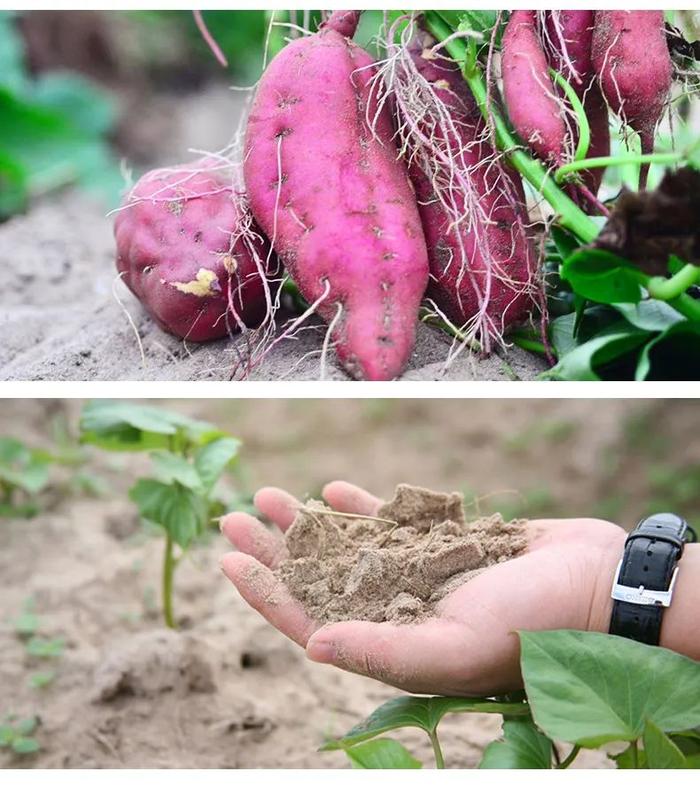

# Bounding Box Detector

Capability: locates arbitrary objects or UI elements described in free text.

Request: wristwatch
[609,513,696,646]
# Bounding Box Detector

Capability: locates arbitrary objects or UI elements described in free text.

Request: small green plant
[323,631,700,769]
[0,437,53,518]
[79,400,242,629]
[27,672,55,690]
[0,715,40,756]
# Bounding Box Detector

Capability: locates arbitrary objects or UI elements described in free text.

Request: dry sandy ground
[0,83,545,383]
[2,397,684,769]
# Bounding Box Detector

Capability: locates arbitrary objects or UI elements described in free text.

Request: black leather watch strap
[609,513,693,646]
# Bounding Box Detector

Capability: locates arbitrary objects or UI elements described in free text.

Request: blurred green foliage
[0,11,122,220]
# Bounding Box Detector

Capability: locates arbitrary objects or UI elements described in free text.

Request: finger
[220,552,317,646]
[322,481,383,516]
[220,512,287,568]
[254,487,302,532]
[305,618,483,695]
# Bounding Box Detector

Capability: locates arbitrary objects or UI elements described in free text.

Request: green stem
[511,336,551,357]
[549,69,590,162]
[162,532,176,629]
[647,264,700,300]
[557,744,581,769]
[419,307,482,352]
[429,730,445,769]
[422,11,599,244]
[630,739,639,769]
[556,152,682,184]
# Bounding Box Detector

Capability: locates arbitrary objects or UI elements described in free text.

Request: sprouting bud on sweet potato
[114,159,271,342]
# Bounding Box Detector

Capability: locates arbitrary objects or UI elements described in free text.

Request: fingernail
[307,639,336,664]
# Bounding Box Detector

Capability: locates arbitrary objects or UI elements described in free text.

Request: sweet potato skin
[115,161,269,342]
[407,35,536,340]
[502,10,567,164]
[244,26,428,380]
[544,10,595,92]
[591,11,672,186]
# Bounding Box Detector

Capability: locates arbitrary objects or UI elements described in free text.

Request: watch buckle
[610,561,679,607]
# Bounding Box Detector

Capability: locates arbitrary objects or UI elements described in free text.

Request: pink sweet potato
[405,32,536,346]
[502,10,568,164]
[243,10,429,380]
[591,11,672,189]
[543,10,595,92]
[115,159,270,342]
[543,11,610,203]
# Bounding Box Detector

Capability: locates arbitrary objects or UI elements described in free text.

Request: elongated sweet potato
[502,10,568,164]
[544,10,595,92]
[243,10,429,380]
[591,10,672,189]
[405,32,536,346]
[543,11,610,203]
[115,159,270,342]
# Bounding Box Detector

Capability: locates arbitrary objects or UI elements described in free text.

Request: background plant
[323,630,700,769]
[79,400,242,628]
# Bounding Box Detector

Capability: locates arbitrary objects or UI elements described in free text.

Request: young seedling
[0,437,53,518]
[27,672,55,690]
[79,400,243,629]
[323,630,700,769]
[0,715,40,757]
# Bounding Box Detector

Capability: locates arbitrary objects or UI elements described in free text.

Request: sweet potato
[543,10,595,92]
[243,10,429,380]
[543,11,610,203]
[405,32,536,346]
[591,11,672,189]
[115,159,270,342]
[502,10,568,164]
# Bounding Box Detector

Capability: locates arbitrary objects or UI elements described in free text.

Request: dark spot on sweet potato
[277,96,300,109]
[193,231,203,243]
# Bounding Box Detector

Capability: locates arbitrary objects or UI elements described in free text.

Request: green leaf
[612,300,684,332]
[194,437,241,493]
[643,720,687,769]
[611,742,647,769]
[28,671,55,689]
[0,149,27,218]
[561,248,643,304]
[129,479,204,548]
[25,637,64,658]
[0,11,27,93]
[15,717,37,736]
[80,400,225,452]
[32,72,116,136]
[670,728,700,757]
[150,451,203,491]
[520,630,700,748]
[344,738,423,769]
[13,611,39,636]
[321,695,529,751]
[635,321,700,381]
[12,736,40,755]
[0,724,14,746]
[478,719,553,768]
[543,326,649,380]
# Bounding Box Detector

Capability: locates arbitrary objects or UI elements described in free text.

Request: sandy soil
[0,85,545,383]
[4,397,693,769]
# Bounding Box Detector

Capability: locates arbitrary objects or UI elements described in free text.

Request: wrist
[587,529,626,634]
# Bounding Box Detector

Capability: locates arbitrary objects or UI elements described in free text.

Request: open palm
[221,482,625,695]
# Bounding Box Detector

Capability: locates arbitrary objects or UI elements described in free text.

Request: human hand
[220,482,626,696]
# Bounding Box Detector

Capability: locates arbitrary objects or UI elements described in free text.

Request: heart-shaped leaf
[344,738,422,769]
[478,719,553,769]
[520,631,700,748]
[322,695,528,751]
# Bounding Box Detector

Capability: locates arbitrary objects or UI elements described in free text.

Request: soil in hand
[276,484,528,625]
